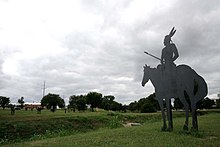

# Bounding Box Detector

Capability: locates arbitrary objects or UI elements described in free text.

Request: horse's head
[142,64,151,87]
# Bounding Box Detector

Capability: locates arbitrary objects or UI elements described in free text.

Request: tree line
[37,92,126,112]
[0,96,25,110]
[128,94,218,113]
[0,92,219,112]
[0,92,126,112]
[68,92,126,112]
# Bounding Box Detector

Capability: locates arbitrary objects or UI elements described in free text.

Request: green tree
[69,95,77,112]
[69,95,87,111]
[139,93,159,113]
[101,95,115,110]
[140,101,156,113]
[146,93,160,110]
[197,97,215,109]
[41,93,65,112]
[86,92,102,111]
[110,101,122,111]
[128,101,138,112]
[0,96,10,109]
[121,104,128,112]
[203,97,215,109]
[18,97,25,108]
[76,95,87,111]
[59,98,65,108]
[216,99,220,108]
[128,93,159,113]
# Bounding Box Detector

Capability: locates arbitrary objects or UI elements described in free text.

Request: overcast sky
[0,0,220,104]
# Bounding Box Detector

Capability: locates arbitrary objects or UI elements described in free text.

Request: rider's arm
[161,49,165,64]
[171,44,179,62]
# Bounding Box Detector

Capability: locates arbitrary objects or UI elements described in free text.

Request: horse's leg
[191,103,198,131]
[179,96,189,130]
[170,99,173,129]
[158,98,167,131]
[195,109,198,130]
[166,98,173,131]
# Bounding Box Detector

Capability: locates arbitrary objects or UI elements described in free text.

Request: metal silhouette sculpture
[141,27,208,131]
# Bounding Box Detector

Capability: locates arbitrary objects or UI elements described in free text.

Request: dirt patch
[123,123,142,127]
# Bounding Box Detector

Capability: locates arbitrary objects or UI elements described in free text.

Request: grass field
[0,109,220,146]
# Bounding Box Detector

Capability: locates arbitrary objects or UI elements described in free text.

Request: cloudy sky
[0,0,220,104]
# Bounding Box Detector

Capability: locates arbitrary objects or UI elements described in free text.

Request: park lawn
[0,108,164,122]
[0,108,167,144]
[0,108,186,124]
[0,108,109,122]
[2,112,220,147]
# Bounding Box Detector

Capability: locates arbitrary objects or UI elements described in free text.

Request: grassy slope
[0,109,166,143]
[2,112,220,147]
[0,109,114,142]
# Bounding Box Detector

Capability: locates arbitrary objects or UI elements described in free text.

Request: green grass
[0,109,112,142]
[0,109,168,144]
[1,109,220,147]
[0,108,107,122]
[2,113,220,147]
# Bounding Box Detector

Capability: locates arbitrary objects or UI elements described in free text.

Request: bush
[140,102,157,113]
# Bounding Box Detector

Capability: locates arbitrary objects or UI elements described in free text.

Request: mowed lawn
[0,108,107,121]
[2,112,220,147]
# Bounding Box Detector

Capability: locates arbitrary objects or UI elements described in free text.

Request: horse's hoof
[183,125,188,131]
[167,127,173,132]
[190,127,198,132]
[161,127,167,131]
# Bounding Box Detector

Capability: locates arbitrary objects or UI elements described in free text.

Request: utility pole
[42,80,46,98]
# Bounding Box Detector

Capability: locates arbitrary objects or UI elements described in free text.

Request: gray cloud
[0,0,220,104]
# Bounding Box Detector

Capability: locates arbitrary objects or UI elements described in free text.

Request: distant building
[9,102,17,106]
[24,102,42,109]
[211,93,220,108]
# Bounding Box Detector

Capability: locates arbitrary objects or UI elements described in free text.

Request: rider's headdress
[165,27,176,42]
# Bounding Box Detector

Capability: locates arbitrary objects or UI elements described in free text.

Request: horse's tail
[193,73,208,105]
[177,64,208,105]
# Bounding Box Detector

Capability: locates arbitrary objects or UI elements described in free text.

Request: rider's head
[164,35,171,46]
[164,27,176,46]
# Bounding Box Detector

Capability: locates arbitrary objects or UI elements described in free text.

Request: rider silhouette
[160,27,179,97]
[161,27,179,66]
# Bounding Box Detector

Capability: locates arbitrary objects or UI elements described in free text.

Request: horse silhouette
[142,64,208,131]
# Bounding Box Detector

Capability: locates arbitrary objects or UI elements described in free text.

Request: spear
[144,51,161,61]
